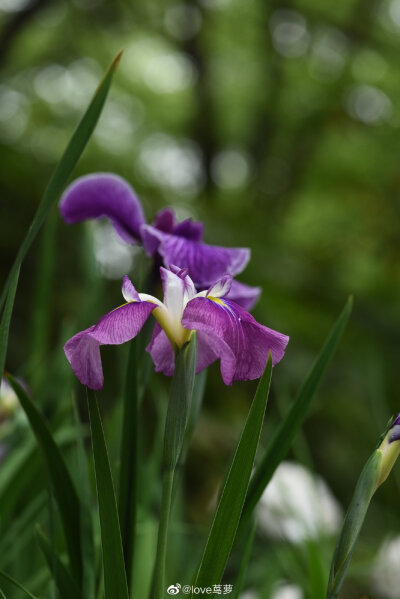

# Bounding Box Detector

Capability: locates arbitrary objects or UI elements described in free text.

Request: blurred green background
[1,0,400,597]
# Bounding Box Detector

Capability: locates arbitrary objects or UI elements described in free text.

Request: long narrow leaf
[118,339,139,591]
[193,354,273,594]
[36,525,82,599]
[0,51,121,314]
[0,570,38,599]
[0,266,19,378]
[239,297,353,532]
[87,389,129,599]
[6,375,83,585]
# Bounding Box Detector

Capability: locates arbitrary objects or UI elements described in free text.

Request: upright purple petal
[182,297,288,385]
[64,300,156,390]
[153,208,176,233]
[141,225,250,287]
[225,280,262,310]
[172,219,203,242]
[152,208,204,241]
[59,173,146,243]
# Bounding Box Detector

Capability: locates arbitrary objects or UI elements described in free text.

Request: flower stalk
[151,336,197,599]
[327,414,400,598]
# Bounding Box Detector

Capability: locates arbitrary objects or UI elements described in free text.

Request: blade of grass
[193,355,273,595]
[118,339,139,592]
[87,389,129,599]
[36,525,82,599]
[0,266,19,378]
[29,208,57,391]
[151,337,197,599]
[231,519,256,599]
[0,570,38,599]
[0,51,121,314]
[239,297,353,534]
[71,398,95,599]
[6,374,83,585]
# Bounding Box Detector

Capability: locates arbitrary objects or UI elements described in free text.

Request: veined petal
[122,275,140,302]
[206,275,232,298]
[64,300,156,390]
[146,324,175,376]
[141,224,250,287]
[225,279,262,310]
[59,173,146,243]
[182,297,289,385]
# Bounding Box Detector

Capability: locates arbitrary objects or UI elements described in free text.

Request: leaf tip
[113,49,124,69]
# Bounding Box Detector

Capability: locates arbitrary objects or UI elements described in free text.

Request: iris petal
[182,297,289,385]
[141,225,250,287]
[225,279,262,310]
[59,173,146,243]
[64,300,155,389]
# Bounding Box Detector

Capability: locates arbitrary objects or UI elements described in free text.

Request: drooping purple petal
[64,300,156,390]
[146,323,175,376]
[59,173,146,243]
[225,279,262,310]
[141,224,250,287]
[146,324,236,380]
[182,297,289,385]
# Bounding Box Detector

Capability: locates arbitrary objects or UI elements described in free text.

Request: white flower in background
[0,378,19,419]
[239,583,303,599]
[257,461,342,543]
[270,583,304,599]
[372,536,400,598]
[239,591,258,599]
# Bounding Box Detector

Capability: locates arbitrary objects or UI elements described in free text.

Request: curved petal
[59,173,146,243]
[182,298,289,385]
[64,300,156,390]
[225,280,262,310]
[146,324,235,380]
[146,323,175,376]
[141,225,250,287]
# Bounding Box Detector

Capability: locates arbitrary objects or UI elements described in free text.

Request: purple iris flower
[59,173,260,309]
[64,266,289,390]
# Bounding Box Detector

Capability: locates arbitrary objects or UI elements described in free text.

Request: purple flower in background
[59,173,260,309]
[65,266,288,390]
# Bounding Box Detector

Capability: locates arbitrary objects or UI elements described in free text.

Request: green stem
[151,468,175,599]
[118,340,139,592]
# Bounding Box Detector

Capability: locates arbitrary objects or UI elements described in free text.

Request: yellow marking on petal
[208,296,228,307]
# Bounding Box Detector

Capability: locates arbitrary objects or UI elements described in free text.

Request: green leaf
[327,451,381,598]
[0,51,121,314]
[240,297,353,532]
[151,337,198,599]
[36,525,82,599]
[118,339,139,592]
[6,375,83,585]
[231,520,256,599]
[0,570,38,599]
[193,354,273,593]
[163,336,197,471]
[0,266,19,378]
[87,389,129,599]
